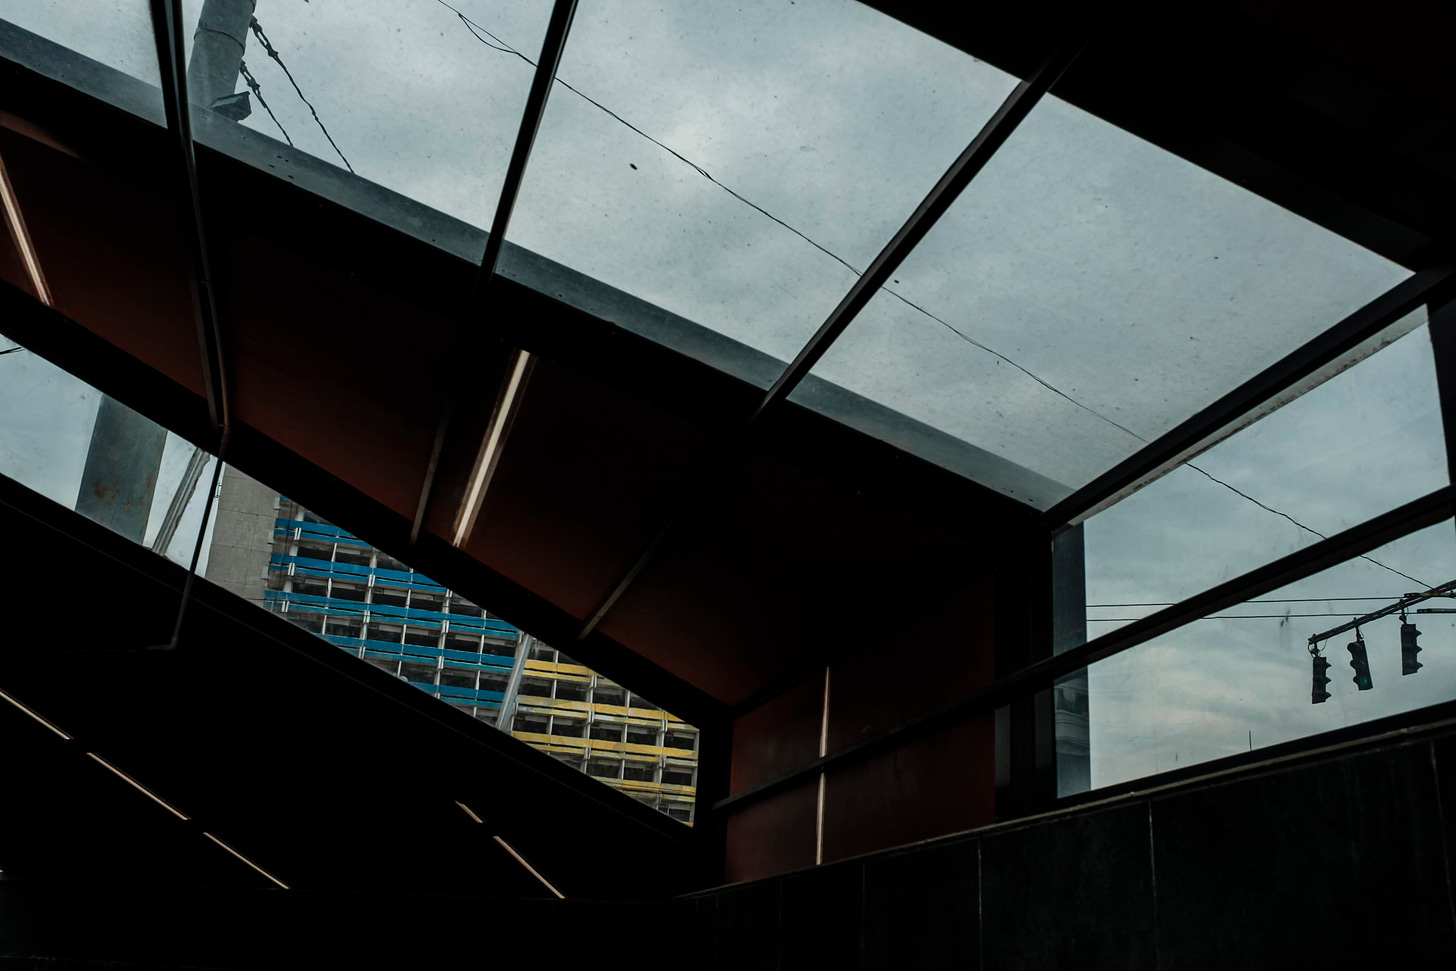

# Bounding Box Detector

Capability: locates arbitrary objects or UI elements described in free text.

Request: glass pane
[1082,315,1446,640]
[206,465,700,824]
[507,0,1020,366]
[793,91,1412,503]
[179,0,553,249]
[0,340,100,506]
[145,434,223,570]
[0,338,220,568]
[0,1,163,95]
[1083,519,1456,792]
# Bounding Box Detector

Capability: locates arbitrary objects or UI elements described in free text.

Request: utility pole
[188,0,257,119]
[74,400,169,543]
[75,0,255,541]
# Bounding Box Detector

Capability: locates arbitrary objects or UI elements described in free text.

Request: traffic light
[1401,621,1423,676]
[1311,655,1331,704]
[1347,634,1373,690]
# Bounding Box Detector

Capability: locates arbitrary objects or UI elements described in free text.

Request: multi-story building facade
[204,467,699,823]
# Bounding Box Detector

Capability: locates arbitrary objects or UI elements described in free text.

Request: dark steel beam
[1427,295,1456,489]
[0,280,724,732]
[0,466,704,882]
[410,0,580,545]
[148,0,228,438]
[1039,263,1456,532]
[1053,698,1456,815]
[712,484,1456,813]
[573,3,1123,642]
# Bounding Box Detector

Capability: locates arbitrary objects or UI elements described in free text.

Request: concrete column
[74,396,168,544]
[187,0,257,109]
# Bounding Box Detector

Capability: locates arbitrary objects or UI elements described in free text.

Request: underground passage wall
[695,712,1456,969]
[723,574,1002,882]
[3,708,1452,969]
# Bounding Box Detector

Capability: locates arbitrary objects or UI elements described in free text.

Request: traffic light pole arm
[1306,578,1456,649]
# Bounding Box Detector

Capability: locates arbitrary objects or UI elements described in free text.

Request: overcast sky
[0,350,221,570]
[0,0,1450,793]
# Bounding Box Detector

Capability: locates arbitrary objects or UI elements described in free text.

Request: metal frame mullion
[762,7,1123,409]
[1039,263,1456,532]
[711,483,1456,813]
[573,5,1122,642]
[1426,295,1456,489]
[410,0,580,544]
[148,0,229,439]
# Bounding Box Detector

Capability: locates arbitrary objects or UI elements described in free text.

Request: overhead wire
[435,1,1429,589]
[433,0,860,280]
[1091,611,1454,622]
[238,59,293,146]
[248,18,352,172]
[1089,595,1445,607]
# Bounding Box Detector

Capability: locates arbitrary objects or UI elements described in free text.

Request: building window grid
[263,506,697,821]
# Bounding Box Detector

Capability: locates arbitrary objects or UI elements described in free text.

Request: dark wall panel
[724,781,817,885]
[0,129,203,396]
[691,721,1456,970]
[715,881,782,971]
[0,201,32,301]
[730,671,824,795]
[818,576,998,862]
[602,444,972,705]
[779,861,864,970]
[1153,741,1456,968]
[1224,0,1456,131]
[0,882,664,971]
[214,224,455,520]
[821,716,994,864]
[826,575,996,751]
[863,837,979,971]
[458,356,712,621]
[1438,735,1456,907]
[981,804,1156,970]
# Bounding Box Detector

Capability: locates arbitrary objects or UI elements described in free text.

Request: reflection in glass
[508,0,1019,364]
[179,0,552,250]
[1082,519,1456,791]
[796,92,1411,500]
[0,0,163,93]
[205,467,699,823]
[1083,315,1446,639]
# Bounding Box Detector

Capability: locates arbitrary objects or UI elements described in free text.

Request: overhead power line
[1089,595,1451,607]
[434,1,1430,590]
[1091,612,1441,622]
[249,18,352,172]
[238,58,292,146]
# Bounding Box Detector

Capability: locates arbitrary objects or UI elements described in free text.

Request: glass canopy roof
[508,0,1019,363]
[180,0,554,254]
[2,0,1452,824]
[1083,313,1446,640]
[0,0,162,102]
[793,90,1412,502]
[0,1,1424,510]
